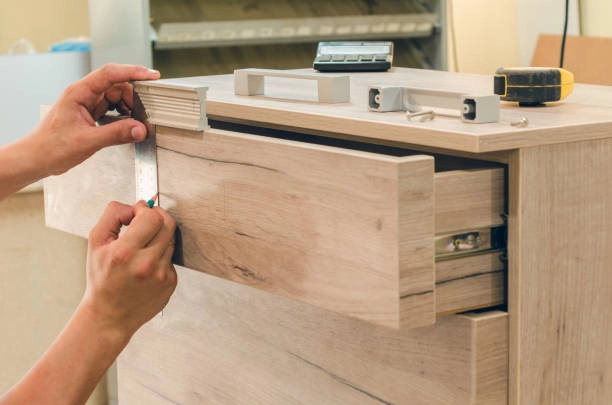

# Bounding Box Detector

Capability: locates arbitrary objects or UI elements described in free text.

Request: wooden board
[531,34,612,86]
[436,251,505,316]
[157,126,435,329]
[508,137,612,404]
[118,265,508,405]
[184,68,612,153]
[44,144,135,237]
[434,167,506,234]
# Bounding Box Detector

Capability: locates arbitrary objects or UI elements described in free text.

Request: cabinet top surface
[166,67,612,153]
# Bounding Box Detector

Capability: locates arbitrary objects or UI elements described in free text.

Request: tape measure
[494,67,574,106]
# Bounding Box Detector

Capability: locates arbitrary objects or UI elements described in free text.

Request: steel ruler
[132,91,158,206]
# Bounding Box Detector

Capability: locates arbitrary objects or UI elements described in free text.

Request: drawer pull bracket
[435,226,506,260]
[368,85,500,123]
[235,68,350,103]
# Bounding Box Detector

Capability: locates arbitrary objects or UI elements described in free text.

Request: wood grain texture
[156,126,435,329]
[133,79,209,131]
[118,265,508,405]
[192,68,612,153]
[473,311,510,405]
[44,126,505,328]
[398,155,435,327]
[435,167,506,234]
[508,138,612,405]
[44,144,135,238]
[436,252,505,316]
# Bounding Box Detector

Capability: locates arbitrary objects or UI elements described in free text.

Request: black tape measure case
[313,41,393,72]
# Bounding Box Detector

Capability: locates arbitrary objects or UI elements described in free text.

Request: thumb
[90,118,148,150]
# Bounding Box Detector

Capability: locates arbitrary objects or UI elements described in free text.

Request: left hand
[28,63,160,176]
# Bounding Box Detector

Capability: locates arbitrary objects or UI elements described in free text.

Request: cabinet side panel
[509,139,612,404]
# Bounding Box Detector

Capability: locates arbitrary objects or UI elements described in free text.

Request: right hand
[82,200,177,340]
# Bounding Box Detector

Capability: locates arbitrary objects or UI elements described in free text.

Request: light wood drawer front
[158,127,436,330]
[118,266,509,405]
[44,127,506,331]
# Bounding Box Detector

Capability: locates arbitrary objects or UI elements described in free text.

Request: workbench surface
[157,67,612,153]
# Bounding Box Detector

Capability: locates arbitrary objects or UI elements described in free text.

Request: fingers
[155,243,177,285]
[91,82,135,120]
[83,64,160,98]
[119,201,165,248]
[89,202,135,246]
[105,82,135,111]
[121,202,176,250]
[147,211,176,260]
[69,64,160,112]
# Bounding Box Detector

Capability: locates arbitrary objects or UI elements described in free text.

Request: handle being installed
[234,68,350,103]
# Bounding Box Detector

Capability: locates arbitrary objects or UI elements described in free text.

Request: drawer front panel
[157,127,435,329]
[118,266,509,405]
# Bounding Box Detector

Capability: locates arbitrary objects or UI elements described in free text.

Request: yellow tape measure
[494,67,574,106]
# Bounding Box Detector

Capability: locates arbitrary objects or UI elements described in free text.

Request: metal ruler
[132,90,159,206]
[100,80,209,206]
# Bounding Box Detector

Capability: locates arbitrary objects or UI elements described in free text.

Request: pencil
[146,194,158,208]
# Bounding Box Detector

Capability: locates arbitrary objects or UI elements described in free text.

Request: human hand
[29,63,160,176]
[82,200,177,340]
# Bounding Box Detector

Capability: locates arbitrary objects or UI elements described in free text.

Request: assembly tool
[494,67,574,106]
[368,85,500,123]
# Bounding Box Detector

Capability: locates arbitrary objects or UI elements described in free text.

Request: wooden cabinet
[119,269,508,404]
[44,68,612,404]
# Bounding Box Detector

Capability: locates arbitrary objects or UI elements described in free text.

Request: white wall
[516,0,580,65]
[581,0,612,36]
[0,52,90,145]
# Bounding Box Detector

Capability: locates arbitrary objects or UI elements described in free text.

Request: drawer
[118,265,508,405]
[157,124,506,330]
[44,124,506,331]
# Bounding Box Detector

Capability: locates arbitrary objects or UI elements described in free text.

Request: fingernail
[148,68,160,75]
[131,126,145,141]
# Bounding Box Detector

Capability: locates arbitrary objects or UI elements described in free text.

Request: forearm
[0,134,50,201]
[0,300,131,405]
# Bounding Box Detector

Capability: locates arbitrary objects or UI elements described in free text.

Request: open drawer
[45,124,506,330]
